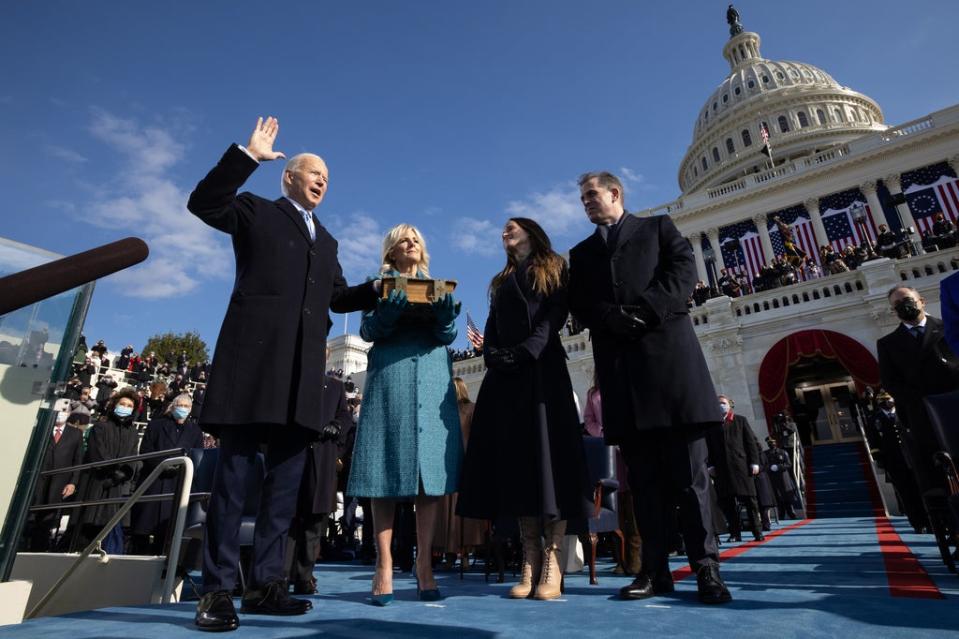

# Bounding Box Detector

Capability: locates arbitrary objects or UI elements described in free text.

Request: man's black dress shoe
[618,572,675,600]
[752,531,766,542]
[696,564,732,604]
[726,534,742,543]
[292,579,317,595]
[241,580,312,615]
[195,590,239,632]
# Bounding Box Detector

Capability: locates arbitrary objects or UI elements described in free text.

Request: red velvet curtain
[757,330,880,429]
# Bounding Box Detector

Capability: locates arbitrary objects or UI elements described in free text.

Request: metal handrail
[29,492,210,512]
[789,434,806,510]
[38,447,185,477]
[25,455,194,618]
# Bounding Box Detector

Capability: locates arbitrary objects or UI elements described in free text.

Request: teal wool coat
[346,274,463,498]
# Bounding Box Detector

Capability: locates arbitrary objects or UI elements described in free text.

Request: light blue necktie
[301,210,316,241]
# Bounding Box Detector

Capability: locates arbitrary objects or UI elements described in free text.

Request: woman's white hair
[380,223,430,276]
[164,393,193,416]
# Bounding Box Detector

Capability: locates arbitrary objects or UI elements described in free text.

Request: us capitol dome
[680,20,886,194]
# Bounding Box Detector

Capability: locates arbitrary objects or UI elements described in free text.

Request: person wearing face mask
[131,393,204,555]
[706,396,764,542]
[457,218,590,602]
[864,392,928,533]
[28,409,84,550]
[877,286,959,496]
[76,387,142,554]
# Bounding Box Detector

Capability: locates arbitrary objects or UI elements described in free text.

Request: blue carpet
[3,444,956,637]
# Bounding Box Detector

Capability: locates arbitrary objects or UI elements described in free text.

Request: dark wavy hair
[102,386,139,418]
[489,217,567,298]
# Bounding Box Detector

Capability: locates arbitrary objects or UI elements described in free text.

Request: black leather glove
[320,419,342,442]
[485,346,531,371]
[602,305,648,339]
[110,469,128,486]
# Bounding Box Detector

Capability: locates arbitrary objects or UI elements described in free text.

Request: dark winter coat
[296,377,354,515]
[131,415,205,536]
[187,144,378,436]
[78,414,141,527]
[568,214,718,443]
[457,264,591,521]
[35,425,83,506]
[706,415,760,498]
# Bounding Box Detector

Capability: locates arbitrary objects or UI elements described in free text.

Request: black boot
[241,580,312,615]
[195,590,239,632]
[696,564,732,604]
[618,571,674,600]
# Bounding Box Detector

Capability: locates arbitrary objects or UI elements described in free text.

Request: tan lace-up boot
[534,519,566,600]
[509,517,543,599]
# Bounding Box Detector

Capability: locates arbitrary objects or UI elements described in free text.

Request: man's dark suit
[706,415,762,538]
[31,425,83,550]
[188,144,378,593]
[569,213,720,577]
[877,316,959,489]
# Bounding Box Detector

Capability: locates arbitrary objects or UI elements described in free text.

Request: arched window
[748,79,755,89]
[778,115,790,132]
[762,75,770,83]
[817,109,826,125]
[702,157,708,171]
[742,129,752,147]
[726,138,735,154]
[735,86,742,96]
[798,112,809,128]
[722,94,728,104]
[835,109,844,122]
[712,147,721,163]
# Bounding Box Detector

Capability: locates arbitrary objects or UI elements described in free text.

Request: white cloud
[323,212,383,282]
[77,109,232,299]
[504,183,590,238]
[450,217,500,256]
[46,145,88,164]
[620,166,655,191]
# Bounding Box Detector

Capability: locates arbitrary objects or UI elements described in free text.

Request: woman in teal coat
[347,223,462,604]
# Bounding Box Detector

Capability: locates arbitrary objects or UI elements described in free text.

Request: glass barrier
[0,237,95,579]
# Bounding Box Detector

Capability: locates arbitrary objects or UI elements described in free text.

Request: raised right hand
[246,116,286,162]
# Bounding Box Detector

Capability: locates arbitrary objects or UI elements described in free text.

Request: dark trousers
[620,426,719,576]
[285,514,327,586]
[202,425,309,593]
[720,494,761,537]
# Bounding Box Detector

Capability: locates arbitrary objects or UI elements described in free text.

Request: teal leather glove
[432,293,460,326]
[377,289,409,325]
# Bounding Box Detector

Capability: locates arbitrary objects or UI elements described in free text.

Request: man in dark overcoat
[568,171,730,604]
[30,413,83,550]
[188,117,379,632]
[285,373,353,593]
[877,286,959,493]
[707,396,763,542]
[761,437,799,520]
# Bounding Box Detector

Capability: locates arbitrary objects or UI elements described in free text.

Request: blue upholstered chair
[579,436,624,585]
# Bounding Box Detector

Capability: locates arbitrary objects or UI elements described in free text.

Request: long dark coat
[296,377,353,516]
[761,445,796,505]
[131,415,205,536]
[78,414,140,527]
[706,415,760,498]
[187,144,378,435]
[878,316,959,467]
[568,214,718,443]
[457,264,591,521]
[35,425,83,505]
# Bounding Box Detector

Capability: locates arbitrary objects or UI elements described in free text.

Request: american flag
[720,219,766,278]
[902,162,959,236]
[768,205,820,266]
[465,311,484,349]
[819,188,878,251]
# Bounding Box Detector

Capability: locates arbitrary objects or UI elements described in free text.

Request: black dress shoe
[195,590,239,632]
[618,572,674,600]
[241,580,312,615]
[752,531,766,542]
[696,564,732,605]
[726,534,742,543]
[292,580,317,595]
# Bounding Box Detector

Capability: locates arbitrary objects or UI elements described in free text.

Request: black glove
[602,305,648,339]
[320,419,342,442]
[110,468,128,486]
[485,346,531,371]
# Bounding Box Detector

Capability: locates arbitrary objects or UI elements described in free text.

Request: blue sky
[1,1,957,356]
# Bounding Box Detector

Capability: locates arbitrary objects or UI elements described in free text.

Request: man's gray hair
[886,285,919,299]
[164,392,193,416]
[577,171,626,207]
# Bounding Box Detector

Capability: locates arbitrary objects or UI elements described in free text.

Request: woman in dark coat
[457,217,590,602]
[131,393,204,554]
[78,386,142,554]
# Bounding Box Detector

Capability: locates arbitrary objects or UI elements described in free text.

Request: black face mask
[894,299,921,322]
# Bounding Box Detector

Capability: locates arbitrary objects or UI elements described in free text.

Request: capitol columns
[883,173,920,235]
[803,197,828,250]
[689,231,709,283]
[753,213,775,262]
[858,180,889,229]
[706,227,727,273]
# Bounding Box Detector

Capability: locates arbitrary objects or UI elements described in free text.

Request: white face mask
[719,403,730,415]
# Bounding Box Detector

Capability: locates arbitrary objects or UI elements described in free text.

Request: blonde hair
[381,223,430,276]
[453,377,471,404]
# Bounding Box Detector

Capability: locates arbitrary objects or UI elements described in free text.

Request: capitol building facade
[333,16,959,444]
